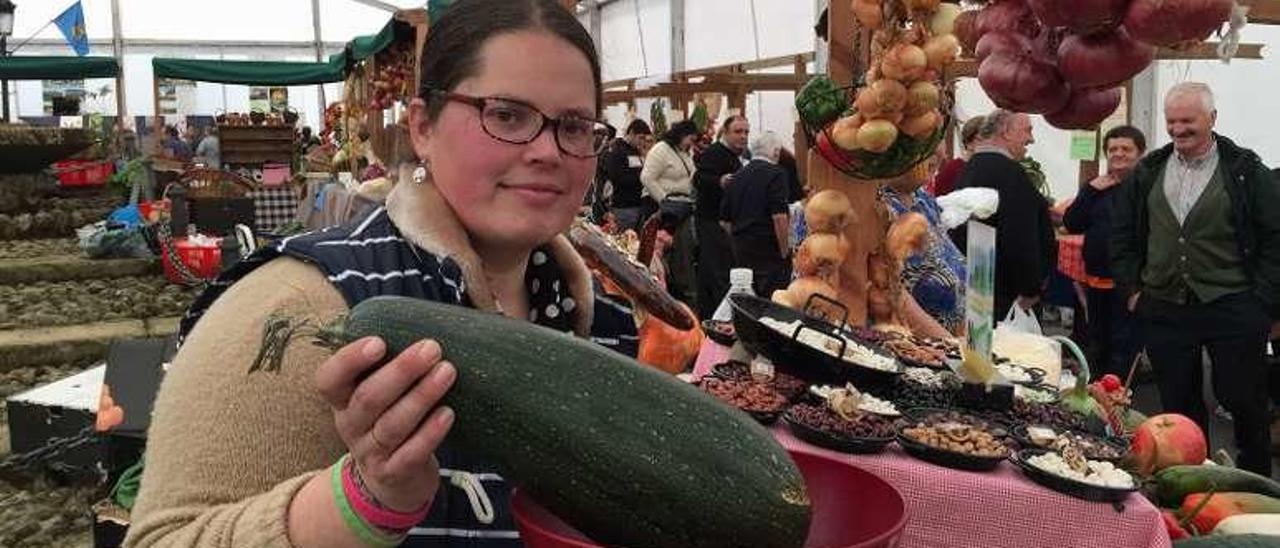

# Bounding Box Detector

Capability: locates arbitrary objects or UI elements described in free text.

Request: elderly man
[1112,82,1279,475]
[956,109,1056,318]
[720,131,792,297]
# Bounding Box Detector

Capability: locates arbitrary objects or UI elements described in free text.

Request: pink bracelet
[340,456,433,532]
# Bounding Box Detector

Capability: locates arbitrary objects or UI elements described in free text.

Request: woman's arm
[127,258,453,548]
[898,291,952,339]
[640,145,670,202]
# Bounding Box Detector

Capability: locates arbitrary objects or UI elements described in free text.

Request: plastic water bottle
[711,268,755,323]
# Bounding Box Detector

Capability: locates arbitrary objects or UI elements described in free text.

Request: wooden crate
[218,124,294,165]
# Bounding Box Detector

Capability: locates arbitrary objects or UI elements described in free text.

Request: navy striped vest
[179,207,638,547]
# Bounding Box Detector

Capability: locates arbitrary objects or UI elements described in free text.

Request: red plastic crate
[161,237,222,285]
[54,160,114,187]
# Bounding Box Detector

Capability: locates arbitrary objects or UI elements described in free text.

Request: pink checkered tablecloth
[1058,234,1087,283]
[696,341,1172,548]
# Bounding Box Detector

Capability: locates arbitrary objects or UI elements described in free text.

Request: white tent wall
[1151,25,1280,170]
[592,0,813,143]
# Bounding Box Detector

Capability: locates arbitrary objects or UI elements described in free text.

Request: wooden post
[152,75,163,157]
[802,0,881,326]
[794,54,809,185]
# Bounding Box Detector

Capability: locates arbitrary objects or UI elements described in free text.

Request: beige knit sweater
[125,181,598,547]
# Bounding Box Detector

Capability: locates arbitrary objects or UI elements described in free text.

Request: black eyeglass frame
[426,88,617,158]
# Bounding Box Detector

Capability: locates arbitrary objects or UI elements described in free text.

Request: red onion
[1046,87,1123,129]
[1027,0,1130,35]
[976,31,1034,61]
[1058,28,1156,89]
[978,52,1071,114]
[977,0,1041,38]
[1124,0,1233,47]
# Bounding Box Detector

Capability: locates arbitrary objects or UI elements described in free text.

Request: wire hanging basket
[796,76,951,181]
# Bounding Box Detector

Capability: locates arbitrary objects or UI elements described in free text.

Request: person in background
[600,119,652,232]
[778,147,805,203]
[882,166,967,337]
[693,114,749,319]
[163,126,192,162]
[930,115,985,197]
[642,120,699,307]
[720,131,792,297]
[1063,125,1146,380]
[299,126,322,156]
[955,109,1056,318]
[1111,82,1278,475]
[193,126,221,169]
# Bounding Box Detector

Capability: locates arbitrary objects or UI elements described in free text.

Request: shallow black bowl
[1012,449,1139,503]
[729,294,902,387]
[1010,424,1128,463]
[784,411,895,455]
[895,425,1010,472]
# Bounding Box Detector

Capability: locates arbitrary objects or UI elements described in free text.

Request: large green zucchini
[314,296,811,548]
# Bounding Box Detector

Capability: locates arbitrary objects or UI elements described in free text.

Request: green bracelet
[331,455,405,548]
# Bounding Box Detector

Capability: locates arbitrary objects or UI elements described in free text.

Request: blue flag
[54,1,89,57]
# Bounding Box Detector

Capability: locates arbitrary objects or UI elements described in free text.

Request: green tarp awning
[0,56,120,80]
[151,58,345,86]
[347,20,398,64]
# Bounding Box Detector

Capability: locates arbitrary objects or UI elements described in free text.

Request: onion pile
[964,0,1232,130]
[831,0,959,154]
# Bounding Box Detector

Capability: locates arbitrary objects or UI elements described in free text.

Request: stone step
[0,275,195,331]
[0,254,158,285]
[0,317,179,373]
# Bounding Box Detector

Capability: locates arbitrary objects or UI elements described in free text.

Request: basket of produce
[730,293,902,386]
[1012,449,1138,503]
[1011,424,1127,463]
[697,376,789,425]
[513,448,908,548]
[798,76,950,181]
[0,126,91,174]
[896,408,1012,472]
[708,361,809,402]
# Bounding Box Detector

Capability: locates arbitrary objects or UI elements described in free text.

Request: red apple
[1130,413,1208,475]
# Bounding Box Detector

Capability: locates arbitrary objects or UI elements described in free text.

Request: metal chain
[0,425,99,475]
[155,220,210,289]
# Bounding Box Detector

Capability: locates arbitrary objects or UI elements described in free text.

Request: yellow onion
[906,81,941,115]
[857,119,899,153]
[923,34,961,69]
[870,79,909,113]
[930,3,963,36]
[880,43,929,82]
[900,109,943,139]
[831,115,864,151]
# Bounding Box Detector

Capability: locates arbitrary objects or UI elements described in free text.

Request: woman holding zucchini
[126,1,634,547]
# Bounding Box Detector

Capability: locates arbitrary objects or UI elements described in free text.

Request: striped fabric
[178,207,639,547]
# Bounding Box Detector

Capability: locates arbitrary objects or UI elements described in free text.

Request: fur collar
[384,180,595,337]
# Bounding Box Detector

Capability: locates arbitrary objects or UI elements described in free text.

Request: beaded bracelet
[330,455,413,547]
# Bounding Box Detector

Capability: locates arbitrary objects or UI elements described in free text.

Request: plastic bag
[936,188,1000,230]
[999,304,1042,335]
[77,221,154,260]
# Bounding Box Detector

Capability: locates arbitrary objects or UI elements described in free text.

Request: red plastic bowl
[511,448,907,548]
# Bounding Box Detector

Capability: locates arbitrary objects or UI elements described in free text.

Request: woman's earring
[412,161,428,185]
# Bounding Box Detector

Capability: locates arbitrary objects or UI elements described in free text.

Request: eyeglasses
[428,89,616,158]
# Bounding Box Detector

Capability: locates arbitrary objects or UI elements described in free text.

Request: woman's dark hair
[625,119,652,136]
[960,116,984,146]
[1103,125,1147,153]
[418,0,602,118]
[662,120,699,148]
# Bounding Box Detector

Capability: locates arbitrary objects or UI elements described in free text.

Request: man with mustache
[1111,82,1280,475]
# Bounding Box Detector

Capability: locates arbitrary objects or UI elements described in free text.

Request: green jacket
[1110,134,1280,318]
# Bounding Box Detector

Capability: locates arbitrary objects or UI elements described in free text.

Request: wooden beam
[602,52,815,90]
[1243,0,1280,25]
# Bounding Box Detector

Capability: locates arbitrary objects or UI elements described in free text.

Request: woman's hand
[315,337,456,512]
